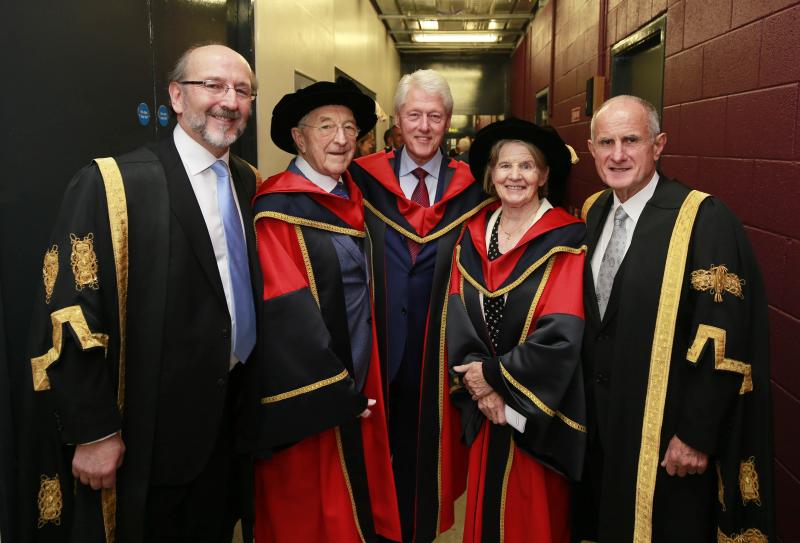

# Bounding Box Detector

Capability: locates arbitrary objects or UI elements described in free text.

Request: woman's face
[491,141,547,208]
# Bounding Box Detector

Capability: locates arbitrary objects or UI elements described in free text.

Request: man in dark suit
[576,95,773,542]
[349,70,489,543]
[24,44,260,543]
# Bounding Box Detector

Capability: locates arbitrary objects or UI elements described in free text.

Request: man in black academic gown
[575,95,774,542]
[350,70,490,542]
[22,44,260,543]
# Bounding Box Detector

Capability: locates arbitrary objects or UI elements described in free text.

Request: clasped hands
[453,361,507,425]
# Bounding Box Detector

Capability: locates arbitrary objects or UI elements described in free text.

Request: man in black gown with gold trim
[575,95,773,542]
[22,44,260,543]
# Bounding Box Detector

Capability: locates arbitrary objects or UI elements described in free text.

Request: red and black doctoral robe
[242,169,401,543]
[349,150,492,541]
[446,202,587,543]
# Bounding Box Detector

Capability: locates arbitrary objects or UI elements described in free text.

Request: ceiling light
[412,33,499,43]
[488,20,503,30]
[419,20,439,30]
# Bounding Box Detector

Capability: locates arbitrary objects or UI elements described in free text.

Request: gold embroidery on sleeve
[691,265,745,303]
[686,324,753,394]
[581,190,607,221]
[37,474,62,528]
[30,305,109,391]
[70,233,99,290]
[716,461,726,511]
[294,226,319,306]
[43,245,59,304]
[739,457,761,506]
[260,369,349,404]
[716,527,767,543]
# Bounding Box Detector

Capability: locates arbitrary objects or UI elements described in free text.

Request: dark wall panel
[401,54,509,115]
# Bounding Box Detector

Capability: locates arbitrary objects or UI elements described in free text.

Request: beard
[184,104,247,150]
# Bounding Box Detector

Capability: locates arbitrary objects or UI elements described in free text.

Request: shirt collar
[612,171,659,224]
[294,156,340,193]
[173,124,230,176]
[398,147,443,178]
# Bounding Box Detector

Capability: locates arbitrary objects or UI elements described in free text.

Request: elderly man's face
[169,45,254,157]
[397,87,450,165]
[291,105,358,178]
[588,99,666,202]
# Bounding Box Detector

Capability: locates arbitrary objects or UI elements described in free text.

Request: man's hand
[359,398,377,418]
[72,433,126,490]
[477,392,507,425]
[453,361,493,400]
[660,434,708,477]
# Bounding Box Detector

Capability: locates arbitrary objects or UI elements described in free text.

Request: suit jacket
[148,136,261,484]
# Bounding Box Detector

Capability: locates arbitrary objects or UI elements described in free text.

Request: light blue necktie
[596,206,628,319]
[211,160,256,363]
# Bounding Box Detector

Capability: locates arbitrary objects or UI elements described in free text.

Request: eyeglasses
[299,122,360,139]
[179,80,256,101]
[402,111,445,125]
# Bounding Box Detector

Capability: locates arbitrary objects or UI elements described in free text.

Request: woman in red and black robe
[446,119,587,542]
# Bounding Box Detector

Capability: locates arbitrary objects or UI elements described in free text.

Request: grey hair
[168,42,258,92]
[590,95,660,141]
[394,69,453,117]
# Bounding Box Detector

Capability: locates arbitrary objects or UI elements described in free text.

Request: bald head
[590,95,659,142]
[169,44,257,92]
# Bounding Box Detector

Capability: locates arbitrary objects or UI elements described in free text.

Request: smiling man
[349,70,491,542]
[575,95,774,542]
[24,44,260,542]
[243,78,401,543]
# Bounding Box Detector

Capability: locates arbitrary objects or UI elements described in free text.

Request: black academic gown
[349,149,491,542]
[576,175,774,542]
[20,137,260,543]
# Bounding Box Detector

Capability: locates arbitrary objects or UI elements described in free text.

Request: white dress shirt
[173,124,247,368]
[398,149,442,206]
[590,172,659,285]
[294,156,341,191]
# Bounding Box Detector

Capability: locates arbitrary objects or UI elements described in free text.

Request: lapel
[158,136,227,306]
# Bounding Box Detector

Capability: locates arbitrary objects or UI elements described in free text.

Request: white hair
[590,95,660,141]
[394,69,454,116]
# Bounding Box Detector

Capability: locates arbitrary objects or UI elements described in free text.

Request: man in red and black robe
[239,78,401,543]
[349,70,492,542]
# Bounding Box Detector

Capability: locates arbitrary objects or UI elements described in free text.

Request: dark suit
[23,133,260,543]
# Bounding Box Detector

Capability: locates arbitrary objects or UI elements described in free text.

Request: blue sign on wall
[157,105,170,127]
[137,102,150,126]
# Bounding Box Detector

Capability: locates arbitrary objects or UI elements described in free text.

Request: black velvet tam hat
[270,77,378,154]
[469,118,577,205]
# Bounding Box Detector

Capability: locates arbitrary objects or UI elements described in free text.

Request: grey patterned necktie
[596,206,628,319]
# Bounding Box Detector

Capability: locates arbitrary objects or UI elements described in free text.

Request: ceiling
[371,0,543,55]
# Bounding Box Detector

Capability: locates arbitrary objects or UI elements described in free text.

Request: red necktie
[407,167,430,265]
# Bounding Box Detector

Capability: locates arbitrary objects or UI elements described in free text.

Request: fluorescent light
[412,33,499,43]
[488,20,503,30]
[419,20,439,30]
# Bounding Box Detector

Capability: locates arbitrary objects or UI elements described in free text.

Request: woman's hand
[359,398,377,418]
[453,361,494,399]
[478,392,507,425]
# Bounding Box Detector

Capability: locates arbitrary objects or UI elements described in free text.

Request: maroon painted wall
[509,1,800,540]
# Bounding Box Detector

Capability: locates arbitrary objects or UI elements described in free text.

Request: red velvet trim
[355,152,478,236]
[465,205,582,292]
